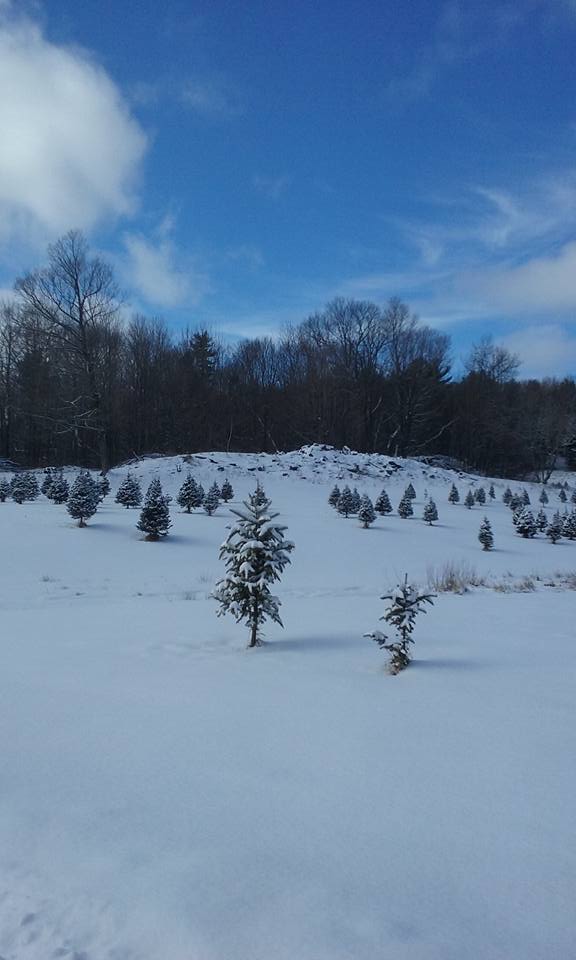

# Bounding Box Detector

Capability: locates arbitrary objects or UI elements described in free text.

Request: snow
[1,446,575,959]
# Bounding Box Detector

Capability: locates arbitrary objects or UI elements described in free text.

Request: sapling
[365,575,435,674]
[478,517,494,551]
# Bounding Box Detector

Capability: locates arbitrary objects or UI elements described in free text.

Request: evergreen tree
[474,486,486,504]
[0,479,10,502]
[337,486,354,517]
[488,484,496,500]
[115,473,142,508]
[365,575,435,674]
[358,495,376,528]
[502,487,512,505]
[375,488,392,515]
[221,479,234,502]
[536,508,548,532]
[328,484,341,509]
[448,483,460,504]
[562,510,576,540]
[559,488,567,503]
[405,482,416,500]
[214,490,294,647]
[203,482,220,515]
[423,499,438,525]
[137,478,171,540]
[253,481,268,506]
[464,489,475,509]
[515,507,537,538]
[50,472,69,504]
[41,469,55,497]
[67,472,99,527]
[177,474,199,513]
[539,488,549,505]
[350,487,361,513]
[11,472,38,504]
[509,492,523,513]
[546,512,563,544]
[478,517,494,551]
[98,474,110,500]
[521,488,531,506]
[398,494,413,518]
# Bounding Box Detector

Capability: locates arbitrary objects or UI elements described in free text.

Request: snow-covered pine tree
[337,486,354,517]
[350,488,361,513]
[11,473,38,504]
[515,507,537,538]
[405,483,416,500]
[137,478,171,540]
[220,479,234,502]
[539,488,549,505]
[478,516,494,551]
[253,481,268,506]
[375,488,392,515]
[559,488,568,503]
[502,487,513,505]
[464,489,475,509]
[546,512,563,544]
[177,474,198,513]
[41,469,55,497]
[562,510,576,540]
[488,484,496,500]
[358,495,376,528]
[474,486,486,504]
[448,483,460,504]
[67,472,99,527]
[536,507,548,532]
[203,482,220,515]
[328,484,341,509]
[115,473,142,508]
[398,494,413,518]
[50,472,69,504]
[521,489,531,506]
[0,479,10,502]
[98,474,110,500]
[423,498,438,525]
[509,492,523,513]
[365,575,435,674]
[214,490,294,648]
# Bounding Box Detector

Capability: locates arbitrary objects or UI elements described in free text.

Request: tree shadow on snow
[413,657,492,672]
[263,634,357,653]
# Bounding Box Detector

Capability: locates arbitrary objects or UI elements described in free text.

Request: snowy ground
[1,446,575,959]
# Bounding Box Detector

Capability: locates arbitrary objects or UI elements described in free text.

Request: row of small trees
[328,483,439,526]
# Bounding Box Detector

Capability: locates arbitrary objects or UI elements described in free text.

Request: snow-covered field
[1,446,575,959]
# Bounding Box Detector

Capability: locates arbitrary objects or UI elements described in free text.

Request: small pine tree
[115,473,142,508]
[253,481,268,506]
[546,512,563,544]
[350,487,361,513]
[337,486,354,518]
[478,516,493,551]
[214,490,294,647]
[474,487,486,504]
[98,474,110,500]
[365,575,435,674]
[559,488,567,503]
[539,488,549,505]
[177,474,198,513]
[562,510,576,540]
[375,488,392,515]
[328,484,341,509]
[11,473,38,504]
[464,489,475,509]
[41,469,55,497]
[67,472,99,527]
[536,508,548,532]
[423,499,438,525]
[221,479,234,502]
[398,494,413,518]
[203,482,220,516]
[405,483,416,500]
[509,493,523,513]
[50,472,69,504]
[515,507,537,538]
[448,483,460,504]
[0,479,10,502]
[137,478,171,540]
[488,484,496,500]
[502,487,512,505]
[521,488,531,506]
[358,494,376,528]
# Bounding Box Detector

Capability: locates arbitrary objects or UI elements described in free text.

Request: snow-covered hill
[1,447,575,959]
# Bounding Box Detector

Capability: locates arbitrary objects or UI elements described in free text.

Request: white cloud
[122,231,210,309]
[0,4,147,247]
[498,324,576,379]
[253,175,291,200]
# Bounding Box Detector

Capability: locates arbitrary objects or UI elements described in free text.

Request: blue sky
[1,0,576,376]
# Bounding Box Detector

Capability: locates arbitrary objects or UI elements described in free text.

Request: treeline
[0,230,574,479]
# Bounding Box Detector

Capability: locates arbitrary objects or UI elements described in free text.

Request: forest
[1,231,574,480]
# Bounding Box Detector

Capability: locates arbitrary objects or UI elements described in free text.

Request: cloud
[0,3,147,248]
[498,324,576,379]
[252,175,291,200]
[122,229,210,309]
